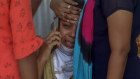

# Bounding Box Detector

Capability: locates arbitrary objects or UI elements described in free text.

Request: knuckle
[60,2,64,7]
[71,6,74,9]
[71,10,75,14]
[60,2,63,5]
[69,10,72,13]
[74,11,78,14]
[68,15,72,19]
[67,9,70,13]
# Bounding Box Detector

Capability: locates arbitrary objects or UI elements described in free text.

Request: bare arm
[31,0,42,15]
[10,0,43,79]
[37,43,49,79]
[18,1,42,78]
[37,28,61,79]
[107,10,133,79]
[18,53,38,79]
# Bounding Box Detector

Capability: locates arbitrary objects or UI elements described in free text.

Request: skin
[18,1,42,79]
[60,20,77,49]
[107,10,133,79]
[47,0,133,78]
[18,53,38,79]
[50,0,81,23]
[37,20,78,79]
[19,0,80,79]
[29,0,80,79]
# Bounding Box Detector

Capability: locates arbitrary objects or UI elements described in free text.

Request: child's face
[59,20,78,49]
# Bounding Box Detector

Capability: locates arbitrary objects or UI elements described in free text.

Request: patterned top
[0,0,43,79]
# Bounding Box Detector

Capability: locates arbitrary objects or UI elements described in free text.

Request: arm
[37,28,61,79]
[10,0,43,79]
[107,10,133,79]
[18,53,38,79]
[37,43,50,79]
[31,0,42,15]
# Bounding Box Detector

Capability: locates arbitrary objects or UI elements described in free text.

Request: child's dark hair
[73,0,85,9]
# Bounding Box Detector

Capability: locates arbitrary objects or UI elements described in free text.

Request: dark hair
[73,0,85,9]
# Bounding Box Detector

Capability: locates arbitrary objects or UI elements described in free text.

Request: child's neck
[57,44,74,56]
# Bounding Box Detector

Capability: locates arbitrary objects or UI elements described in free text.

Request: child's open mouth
[64,40,75,48]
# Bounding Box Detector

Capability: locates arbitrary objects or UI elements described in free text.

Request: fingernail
[67,20,70,22]
[74,18,78,21]
[75,2,78,5]
[79,9,82,11]
[70,20,75,24]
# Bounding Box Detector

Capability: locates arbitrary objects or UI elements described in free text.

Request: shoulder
[101,0,136,18]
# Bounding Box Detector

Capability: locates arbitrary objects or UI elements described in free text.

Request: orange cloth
[0,0,43,78]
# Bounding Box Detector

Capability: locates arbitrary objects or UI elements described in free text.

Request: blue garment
[93,0,140,79]
[73,0,93,79]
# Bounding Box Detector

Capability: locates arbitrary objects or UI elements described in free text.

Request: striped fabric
[73,0,95,79]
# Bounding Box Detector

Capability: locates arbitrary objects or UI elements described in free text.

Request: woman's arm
[18,53,38,79]
[31,0,42,15]
[107,10,133,79]
[10,0,43,79]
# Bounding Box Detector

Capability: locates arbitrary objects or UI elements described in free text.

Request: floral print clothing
[0,0,43,78]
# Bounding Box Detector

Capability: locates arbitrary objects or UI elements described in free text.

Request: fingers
[60,10,80,24]
[63,8,81,15]
[62,2,81,14]
[59,13,79,23]
[49,41,61,49]
[61,14,79,24]
[65,14,79,21]
[44,34,61,49]
[46,35,61,45]
[44,28,62,48]
[51,0,81,24]
[62,3,81,11]
[71,5,82,11]
[47,31,62,40]
[64,0,78,5]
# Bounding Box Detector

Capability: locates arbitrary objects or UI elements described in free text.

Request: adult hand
[50,0,81,23]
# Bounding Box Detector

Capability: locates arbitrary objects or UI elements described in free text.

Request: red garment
[0,0,43,78]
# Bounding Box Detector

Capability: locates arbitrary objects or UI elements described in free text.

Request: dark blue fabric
[102,0,135,18]
[93,0,140,79]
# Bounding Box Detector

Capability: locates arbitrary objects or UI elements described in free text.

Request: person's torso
[0,0,21,78]
[93,0,140,79]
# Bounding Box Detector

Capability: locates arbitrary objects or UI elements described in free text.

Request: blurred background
[33,0,55,38]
